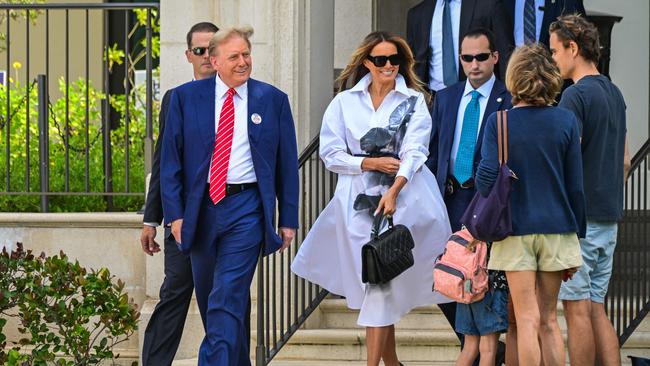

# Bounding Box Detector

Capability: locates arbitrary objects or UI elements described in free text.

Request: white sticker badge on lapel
[251,113,262,125]
[496,97,503,103]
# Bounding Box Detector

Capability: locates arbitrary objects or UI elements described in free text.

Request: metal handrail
[256,136,333,365]
[606,140,650,344]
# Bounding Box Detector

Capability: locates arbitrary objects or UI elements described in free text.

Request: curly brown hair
[336,31,430,103]
[506,44,563,106]
[549,14,601,64]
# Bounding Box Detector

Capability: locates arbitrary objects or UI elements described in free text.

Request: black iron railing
[0,3,158,212]
[607,140,650,345]
[256,136,334,365]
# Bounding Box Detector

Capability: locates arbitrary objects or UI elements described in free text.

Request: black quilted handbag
[361,214,415,284]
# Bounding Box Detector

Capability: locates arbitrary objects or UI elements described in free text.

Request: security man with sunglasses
[139,22,249,366]
[425,28,512,365]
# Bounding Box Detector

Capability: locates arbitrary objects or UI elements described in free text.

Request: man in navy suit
[139,22,219,366]
[505,0,585,47]
[426,28,512,365]
[161,26,299,366]
[406,0,514,95]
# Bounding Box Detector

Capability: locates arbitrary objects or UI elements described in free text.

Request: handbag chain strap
[497,110,509,165]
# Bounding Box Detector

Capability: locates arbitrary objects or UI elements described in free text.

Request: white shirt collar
[215,74,248,100]
[349,73,411,97]
[462,73,496,99]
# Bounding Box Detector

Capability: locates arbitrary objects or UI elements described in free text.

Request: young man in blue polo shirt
[550,14,627,366]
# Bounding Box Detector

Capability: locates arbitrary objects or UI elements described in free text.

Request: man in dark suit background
[426,28,513,365]
[505,0,586,47]
[139,22,219,366]
[161,26,299,365]
[406,0,514,96]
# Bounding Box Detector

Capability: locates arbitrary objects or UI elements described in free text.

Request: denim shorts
[559,221,618,303]
[455,289,509,336]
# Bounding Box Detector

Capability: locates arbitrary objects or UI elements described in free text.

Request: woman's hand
[374,176,408,217]
[375,190,398,217]
[563,267,579,282]
[362,157,400,174]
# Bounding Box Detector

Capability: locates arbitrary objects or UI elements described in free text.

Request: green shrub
[0,243,139,365]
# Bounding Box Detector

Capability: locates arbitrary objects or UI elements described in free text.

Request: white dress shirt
[514,0,545,46]
[208,75,257,184]
[449,74,496,175]
[319,74,431,182]
[429,0,461,92]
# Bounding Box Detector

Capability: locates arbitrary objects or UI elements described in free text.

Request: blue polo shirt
[559,75,627,222]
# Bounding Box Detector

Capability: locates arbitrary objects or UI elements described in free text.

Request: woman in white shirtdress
[291,31,451,366]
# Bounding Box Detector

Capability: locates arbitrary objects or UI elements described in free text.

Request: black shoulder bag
[361,214,415,284]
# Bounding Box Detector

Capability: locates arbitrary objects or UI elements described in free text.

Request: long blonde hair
[336,31,430,104]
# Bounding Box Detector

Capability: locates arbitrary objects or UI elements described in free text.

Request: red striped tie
[208,87,236,204]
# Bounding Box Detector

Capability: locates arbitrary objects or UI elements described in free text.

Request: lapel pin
[496,97,503,103]
[251,113,262,124]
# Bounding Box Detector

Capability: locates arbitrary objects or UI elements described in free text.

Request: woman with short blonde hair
[505,45,563,107]
[475,43,586,366]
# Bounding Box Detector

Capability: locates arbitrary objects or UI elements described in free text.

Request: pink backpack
[432,228,488,304]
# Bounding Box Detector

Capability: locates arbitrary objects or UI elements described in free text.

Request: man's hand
[279,227,296,252]
[140,225,161,256]
[171,219,183,244]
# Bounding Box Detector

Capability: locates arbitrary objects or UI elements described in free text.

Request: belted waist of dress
[353,153,400,159]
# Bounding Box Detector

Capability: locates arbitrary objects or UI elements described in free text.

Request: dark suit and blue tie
[161,27,299,366]
[406,0,514,93]
[428,77,512,232]
[425,29,512,364]
[506,0,586,47]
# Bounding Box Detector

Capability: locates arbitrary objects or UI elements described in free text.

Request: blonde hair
[336,31,430,104]
[209,25,254,56]
[506,44,563,106]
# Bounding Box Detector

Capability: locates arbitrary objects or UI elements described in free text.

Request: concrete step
[254,328,460,363]
[319,298,451,330]
[168,297,650,364]
[318,298,650,332]
[172,360,456,365]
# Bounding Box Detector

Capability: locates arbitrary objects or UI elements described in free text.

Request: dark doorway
[373,0,421,37]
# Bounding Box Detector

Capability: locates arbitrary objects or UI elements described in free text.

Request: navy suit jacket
[143,89,172,225]
[406,0,514,83]
[161,77,299,256]
[505,0,586,46]
[426,78,512,195]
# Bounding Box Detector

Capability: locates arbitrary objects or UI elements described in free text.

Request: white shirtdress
[291,74,451,327]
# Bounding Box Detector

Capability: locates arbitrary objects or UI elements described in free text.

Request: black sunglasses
[190,47,208,56]
[367,53,403,67]
[460,53,492,63]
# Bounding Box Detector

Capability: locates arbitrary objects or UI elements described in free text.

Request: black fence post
[102,9,113,211]
[256,250,266,366]
[37,74,49,212]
